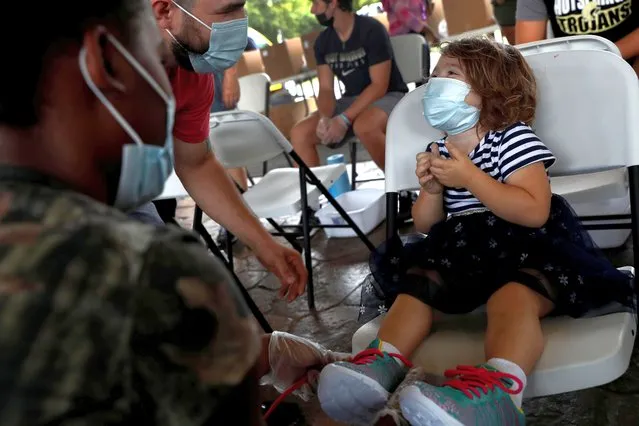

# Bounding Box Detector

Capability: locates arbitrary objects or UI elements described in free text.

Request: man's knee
[353,107,387,141]
[290,115,318,145]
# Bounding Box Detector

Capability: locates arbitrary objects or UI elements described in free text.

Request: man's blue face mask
[170,1,248,74]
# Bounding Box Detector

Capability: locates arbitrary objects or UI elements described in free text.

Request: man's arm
[174,140,307,301]
[615,28,639,60]
[316,64,336,118]
[515,0,548,44]
[174,139,272,248]
[222,65,241,109]
[342,61,391,123]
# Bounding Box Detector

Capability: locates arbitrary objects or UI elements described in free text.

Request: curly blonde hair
[439,38,537,131]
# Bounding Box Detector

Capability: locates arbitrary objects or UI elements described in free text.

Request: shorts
[492,0,517,27]
[128,202,166,226]
[328,91,405,148]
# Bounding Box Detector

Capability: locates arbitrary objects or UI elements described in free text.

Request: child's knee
[487,282,551,316]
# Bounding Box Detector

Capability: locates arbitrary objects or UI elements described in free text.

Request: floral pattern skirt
[359,195,635,323]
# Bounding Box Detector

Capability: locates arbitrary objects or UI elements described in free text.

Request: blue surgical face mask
[171,1,248,74]
[79,32,175,211]
[422,77,480,135]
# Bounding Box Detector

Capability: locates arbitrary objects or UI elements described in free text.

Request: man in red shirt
[147,0,307,298]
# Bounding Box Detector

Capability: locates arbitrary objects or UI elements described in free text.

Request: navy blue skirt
[359,195,635,323]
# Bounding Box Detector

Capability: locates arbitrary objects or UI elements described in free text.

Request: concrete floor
[174,159,639,426]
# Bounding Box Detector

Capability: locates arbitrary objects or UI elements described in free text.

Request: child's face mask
[422,77,480,135]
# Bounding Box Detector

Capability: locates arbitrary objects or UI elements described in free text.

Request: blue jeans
[211,71,230,113]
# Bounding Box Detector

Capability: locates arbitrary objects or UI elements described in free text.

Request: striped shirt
[427,122,556,215]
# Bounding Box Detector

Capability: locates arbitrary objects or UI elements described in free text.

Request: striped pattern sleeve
[498,124,556,181]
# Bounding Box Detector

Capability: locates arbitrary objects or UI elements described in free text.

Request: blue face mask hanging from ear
[79,32,176,211]
[171,1,248,74]
[422,77,480,135]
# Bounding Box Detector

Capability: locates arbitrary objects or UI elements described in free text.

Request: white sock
[379,340,406,367]
[487,358,527,408]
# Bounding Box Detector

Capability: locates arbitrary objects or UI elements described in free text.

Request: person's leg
[353,106,388,170]
[377,294,433,356]
[399,279,554,425]
[500,25,516,44]
[317,291,434,425]
[290,112,321,167]
[227,167,249,191]
[485,281,554,376]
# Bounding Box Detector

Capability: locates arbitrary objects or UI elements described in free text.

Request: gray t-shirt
[516,0,547,21]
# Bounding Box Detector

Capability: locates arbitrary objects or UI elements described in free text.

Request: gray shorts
[329,91,405,148]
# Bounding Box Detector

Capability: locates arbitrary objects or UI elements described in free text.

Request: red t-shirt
[170,67,215,144]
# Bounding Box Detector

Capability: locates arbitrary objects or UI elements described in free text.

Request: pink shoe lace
[263,348,412,420]
[442,365,523,399]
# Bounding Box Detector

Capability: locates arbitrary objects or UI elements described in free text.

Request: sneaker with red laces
[317,339,412,426]
[399,364,525,426]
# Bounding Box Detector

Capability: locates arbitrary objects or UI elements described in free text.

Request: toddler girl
[316,38,635,425]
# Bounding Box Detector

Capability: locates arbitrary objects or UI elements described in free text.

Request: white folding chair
[519,35,629,248]
[349,34,427,190]
[209,110,376,309]
[518,34,621,56]
[353,46,639,398]
[237,73,271,115]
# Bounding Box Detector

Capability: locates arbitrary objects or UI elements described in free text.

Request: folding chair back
[209,110,293,169]
[386,42,637,194]
[237,73,271,115]
[518,34,621,56]
[390,34,428,84]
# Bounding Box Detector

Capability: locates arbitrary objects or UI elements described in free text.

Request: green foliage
[247,0,381,41]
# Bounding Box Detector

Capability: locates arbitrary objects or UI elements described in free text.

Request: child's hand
[416,145,444,194]
[430,142,477,189]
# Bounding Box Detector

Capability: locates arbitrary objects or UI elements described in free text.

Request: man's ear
[151,0,177,31]
[82,27,126,92]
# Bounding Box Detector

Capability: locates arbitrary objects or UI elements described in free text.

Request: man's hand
[416,144,444,194]
[254,241,307,302]
[316,116,331,144]
[222,68,240,109]
[324,116,349,145]
[430,142,478,189]
[261,331,350,401]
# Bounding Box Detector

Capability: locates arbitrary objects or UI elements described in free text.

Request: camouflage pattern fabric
[0,173,261,426]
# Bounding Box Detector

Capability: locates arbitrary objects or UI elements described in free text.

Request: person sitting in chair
[290,0,408,172]
[515,0,639,74]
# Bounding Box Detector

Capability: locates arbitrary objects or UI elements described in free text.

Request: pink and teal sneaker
[399,364,525,426]
[318,339,412,425]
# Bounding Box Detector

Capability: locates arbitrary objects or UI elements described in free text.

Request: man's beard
[171,40,195,72]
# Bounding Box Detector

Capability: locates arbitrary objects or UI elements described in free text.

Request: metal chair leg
[627,166,639,300]
[386,192,399,240]
[226,230,234,270]
[266,218,304,252]
[192,206,272,333]
[208,240,273,333]
[299,167,315,310]
[291,151,375,252]
[350,141,358,190]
